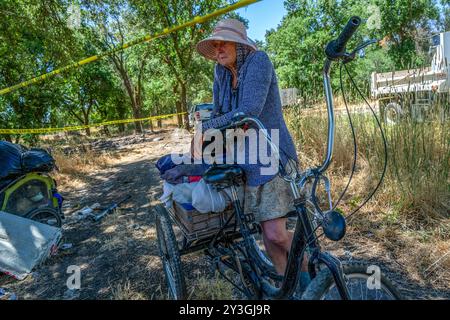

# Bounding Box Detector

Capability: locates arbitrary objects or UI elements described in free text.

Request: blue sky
[236,0,286,42]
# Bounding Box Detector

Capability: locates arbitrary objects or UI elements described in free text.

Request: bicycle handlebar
[325,16,361,61]
[319,16,361,173]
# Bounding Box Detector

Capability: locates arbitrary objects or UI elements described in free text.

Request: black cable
[310,173,325,218]
[332,63,358,210]
[343,63,389,222]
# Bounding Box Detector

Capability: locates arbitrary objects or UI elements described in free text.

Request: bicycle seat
[203,165,244,187]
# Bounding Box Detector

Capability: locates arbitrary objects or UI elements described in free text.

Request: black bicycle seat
[203,164,244,187]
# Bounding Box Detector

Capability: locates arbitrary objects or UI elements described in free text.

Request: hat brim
[196,32,257,61]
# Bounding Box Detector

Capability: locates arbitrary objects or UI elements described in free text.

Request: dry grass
[284,104,450,289]
[51,149,117,191]
[110,280,146,300]
[187,273,234,300]
[53,150,114,175]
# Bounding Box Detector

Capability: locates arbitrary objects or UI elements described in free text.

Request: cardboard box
[172,202,235,236]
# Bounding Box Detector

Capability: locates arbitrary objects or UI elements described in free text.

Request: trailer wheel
[384,102,403,125]
[26,207,62,228]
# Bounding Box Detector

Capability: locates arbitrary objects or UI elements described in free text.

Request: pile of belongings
[0,141,56,191]
[156,154,242,213]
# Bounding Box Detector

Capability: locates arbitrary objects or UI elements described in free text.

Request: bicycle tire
[301,262,403,300]
[154,204,187,300]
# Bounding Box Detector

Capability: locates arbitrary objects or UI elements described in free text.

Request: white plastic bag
[159,181,175,207]
[172,182,199,206]
[159,181,199,209]
[191,179,229,213]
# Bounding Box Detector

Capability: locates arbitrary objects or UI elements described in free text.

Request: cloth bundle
[156,154,240,213]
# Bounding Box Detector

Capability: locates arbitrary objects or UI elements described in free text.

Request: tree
[81,0,152,133]
[440,0,450,31]
[373,0,440,68]
[62,63,118,136]
[0,0,79,143]
[131,0,233,128]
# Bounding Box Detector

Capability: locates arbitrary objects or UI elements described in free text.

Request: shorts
[243,173,296,223]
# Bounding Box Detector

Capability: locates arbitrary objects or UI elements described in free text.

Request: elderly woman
[194,19,309,286]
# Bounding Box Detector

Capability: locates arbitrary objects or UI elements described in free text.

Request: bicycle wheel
[248,234,273,269]
[154,204,187,300]
[26,207,62,228]
[301,262,402,300]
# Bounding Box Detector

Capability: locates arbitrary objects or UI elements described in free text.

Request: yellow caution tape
[0,0,260,96]
[0,112,187,135]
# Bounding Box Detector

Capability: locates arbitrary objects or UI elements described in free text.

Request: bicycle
[154,16,402,300]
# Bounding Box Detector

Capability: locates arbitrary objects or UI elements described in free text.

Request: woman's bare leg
[261,218,308,275]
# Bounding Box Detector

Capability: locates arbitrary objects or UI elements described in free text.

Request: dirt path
[0,131,213,300]
[0,131,448,300]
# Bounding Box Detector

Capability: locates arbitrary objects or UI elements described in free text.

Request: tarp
[22,148,55,173]
[0,141,55,183]
[0,211,61,280]
[0,141,24,180]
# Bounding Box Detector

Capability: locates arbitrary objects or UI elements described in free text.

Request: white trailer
[371,32,450,123]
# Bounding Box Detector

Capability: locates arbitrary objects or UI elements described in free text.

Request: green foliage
[267,0,441,100]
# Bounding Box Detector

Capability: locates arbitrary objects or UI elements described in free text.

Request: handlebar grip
[231,112,246,123]
[325,16,361,60]
[217,112,248,131]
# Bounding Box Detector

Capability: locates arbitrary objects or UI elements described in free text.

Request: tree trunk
[83,111,91,136]
[173,85,183,127]
[133,117,143,134]
[156,105,162,128]
[180,81,190,129]
[175,100,183,127]
[148,119,154,133]
[133,86,143,134]
[112,58,143,134]
[131,99,143,134]
[116,105,126,133]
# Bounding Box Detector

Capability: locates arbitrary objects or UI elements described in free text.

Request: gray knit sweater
[201,50,298,186]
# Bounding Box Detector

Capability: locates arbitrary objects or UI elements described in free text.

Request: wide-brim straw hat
[196,18,257,61]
